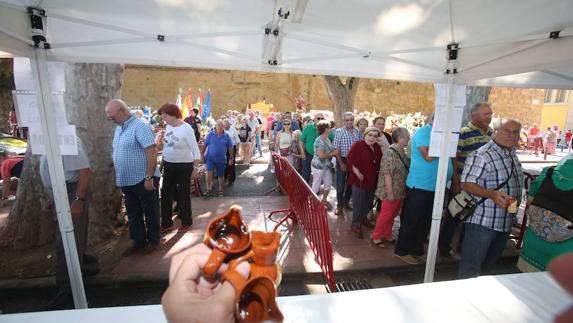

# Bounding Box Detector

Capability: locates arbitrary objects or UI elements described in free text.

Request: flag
[175,88,182,111]
[195,89,203,117]
[181,88,192,120]
[202,90,211,121]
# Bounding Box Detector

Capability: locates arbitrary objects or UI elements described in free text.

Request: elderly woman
[346,126,383,238]
[355,118,369,139]
[290,129,304,171]
[517,155,573,272]
[311,120,338,209]
[156,103,201,233]
[274,118,294,165]
[371,127,410,247]
[373,116,392,153]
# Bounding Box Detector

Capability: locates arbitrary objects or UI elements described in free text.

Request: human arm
[144,146,158,190]
[460,154,509,208]
[352,165,364,182]
[299,140,307,160]
[70,168,91,217]
[461,182,509,209]
[418,146,435,162]
[162,243,250,323]
[383,174,395,201]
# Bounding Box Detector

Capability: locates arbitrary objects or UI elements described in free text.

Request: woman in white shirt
[274,119,294,165]
[157,103,201,233]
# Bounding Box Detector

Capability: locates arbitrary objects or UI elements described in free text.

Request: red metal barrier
[268,153,336,292]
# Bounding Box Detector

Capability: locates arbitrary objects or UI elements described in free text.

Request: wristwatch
[74,196,85,202]
[145,176,152,181]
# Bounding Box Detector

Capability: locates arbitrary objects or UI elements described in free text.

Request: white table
[1,272,570,323]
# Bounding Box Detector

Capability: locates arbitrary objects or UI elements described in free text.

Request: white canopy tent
[1,0,573,308]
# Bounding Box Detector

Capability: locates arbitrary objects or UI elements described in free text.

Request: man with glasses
[299,112,333,183]
[105,99,161,255]
[458,118,524,278]
[332,112,361,215]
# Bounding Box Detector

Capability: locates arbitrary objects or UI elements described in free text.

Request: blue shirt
[204,130,233,163]
[273,120,300,134]
[406,124,453,192]
[112,115,159,187]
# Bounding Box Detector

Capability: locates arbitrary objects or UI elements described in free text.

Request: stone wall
[122,65,543,125]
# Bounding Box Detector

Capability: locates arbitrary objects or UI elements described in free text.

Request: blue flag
[202,90,211,121]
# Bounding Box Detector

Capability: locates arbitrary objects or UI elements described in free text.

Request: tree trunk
[462,86,492,126]
[65,63,124,246]
[0,58,15,133]
[324,76,360,127]
[0,63,124,249]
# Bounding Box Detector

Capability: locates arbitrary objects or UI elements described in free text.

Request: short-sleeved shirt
[1,156,24,178]
[204,130,233,163]
[406,124,453,192]
[238,126,252,143]
[162,123,201,163]
[273,120,300,134]
[456,122,493,175]
[113,115,159,187]
[311,136,333,169]
[461,140,524,232]
[184,115,202,141]
[300,125,334,155]
[248,118,260,134]
[40,138,91,188]
[376,144,409,200]
[332,127,361,158]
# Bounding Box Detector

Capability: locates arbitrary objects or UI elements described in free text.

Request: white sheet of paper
[13,92,68,127]
[429,131,459,158]
[434,84,467,106]
[13,57,65,92]
[432,104,464,132]
[28,125,78,156]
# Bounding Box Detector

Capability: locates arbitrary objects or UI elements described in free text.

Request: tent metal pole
[0,25,35,46]
[424,44,458,283]
[30,50,88,308]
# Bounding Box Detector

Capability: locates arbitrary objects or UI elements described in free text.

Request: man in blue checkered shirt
[332,112,360,215]
[459,118,524,278]
[106,99,161,255]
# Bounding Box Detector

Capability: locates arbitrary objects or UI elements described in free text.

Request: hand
[340,162,347,172]
[356,172,364,182]
[451,181,461,194]
[490,190,510,209]
[300,154,307,160]
[70,200,84,217]
[144,178,155,191]
[191,169,199,180]
[162,243,251,323]
[227,159,233,166]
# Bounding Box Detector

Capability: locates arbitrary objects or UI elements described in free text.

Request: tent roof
[1,0,573,88]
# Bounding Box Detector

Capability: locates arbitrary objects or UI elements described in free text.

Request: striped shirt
[112,115,159,187]
[332,127,361,158]
[457,122,493,175]
[461,140,524,232]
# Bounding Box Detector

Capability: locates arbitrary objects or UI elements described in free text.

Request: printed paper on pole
[13,92,68,127]
[432,105,464,132]
[434,84,467,106]
[428,131,459,158]
[28,125,78,156]
[13,57,65,92]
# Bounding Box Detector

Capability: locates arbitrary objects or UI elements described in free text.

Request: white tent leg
[30,49,87,308]
[424,72,456,283]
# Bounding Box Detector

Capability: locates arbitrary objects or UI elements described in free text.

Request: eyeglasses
[499,128,520,136]
[345,119,354,122]
[283,123,291,126]
[107,109,121,121]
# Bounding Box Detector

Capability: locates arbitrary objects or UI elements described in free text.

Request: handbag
[448,157,515,221]
[278,132,293,156]
[527,205,573,242]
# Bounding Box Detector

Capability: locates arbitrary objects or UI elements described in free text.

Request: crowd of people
[522,123,572,156]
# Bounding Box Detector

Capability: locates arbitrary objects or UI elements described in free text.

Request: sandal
[217,191,224,197]
[371,238,385,248]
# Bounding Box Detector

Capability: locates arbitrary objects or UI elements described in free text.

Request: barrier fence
[268,153,337,292]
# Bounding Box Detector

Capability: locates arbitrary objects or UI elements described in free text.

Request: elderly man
[41,137,99,309]
[332,112,361,215]
[299,112,333,183]
[105,99,161,255]
[458,118,524,278]
[203,119,234,197]
[394,112,453,265]
[223,118,240,184]
[439,102,493,258]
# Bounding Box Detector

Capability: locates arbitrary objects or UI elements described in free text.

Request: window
[544,89,570,104]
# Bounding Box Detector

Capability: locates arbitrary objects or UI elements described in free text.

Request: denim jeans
[351,185,375,228]
[301,152,313,184]
[121,178,160,247]
[458,223,510,279]
[335,157,352,207]
[252,133,263,157]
